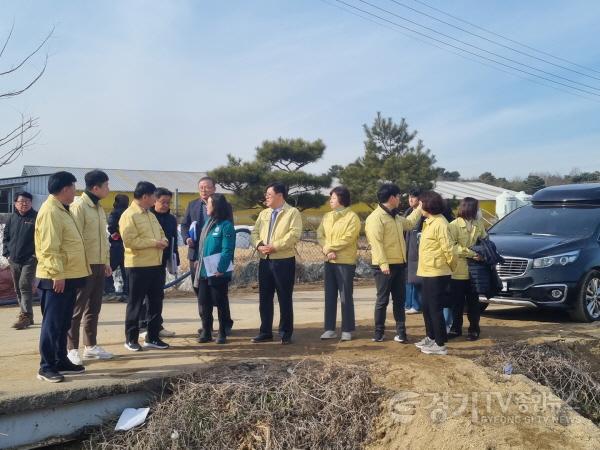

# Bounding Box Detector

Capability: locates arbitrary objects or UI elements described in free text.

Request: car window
[490,205,600,238]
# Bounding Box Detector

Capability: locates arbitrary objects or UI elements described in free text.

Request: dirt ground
[1,287,599,449]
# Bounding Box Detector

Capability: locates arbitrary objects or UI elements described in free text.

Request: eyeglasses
[15,200,31,205]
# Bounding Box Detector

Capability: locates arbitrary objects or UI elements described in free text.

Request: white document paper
[115,407,150,431]
[203,252,233,277]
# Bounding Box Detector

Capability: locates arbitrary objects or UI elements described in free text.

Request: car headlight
[533,250,580,269]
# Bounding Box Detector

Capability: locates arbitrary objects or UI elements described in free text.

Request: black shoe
[57,361,86,375]
[216,334,227,345]
[372,332,384,342]
[225,326,233,337]
[281,337,292,345]
[198,331,213,343]
[124,341,142,352]
[143,339,169,349]
[466,333,479,341]
[251,334,273,343]
[37,369,64,383]
[447,331,462,340]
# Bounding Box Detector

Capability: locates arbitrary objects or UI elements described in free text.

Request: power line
[331,0,600,100]
[386,0,600,82]
[353,0,600,93]
[410,0,600,76]
[318,0,598,102]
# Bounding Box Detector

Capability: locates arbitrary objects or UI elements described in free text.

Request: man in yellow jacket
[119,181,168,352]
[67,170,113,364]
[365,183,422,343]
[35,172,91,383]
[250,182,302,344]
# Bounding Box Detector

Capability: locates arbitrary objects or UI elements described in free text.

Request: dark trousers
[139,267,167,329]
[198,279,230,335]
[258,257,295,339]
[324,262,355,332]
[451,279,481,335]
[39,287,77,372]
[194,262,234,332]
[373,264,406,334]
[106,244,128,294]
[9,257,37,316]
[68,264,105,349]
[422,276,451,346]
[125,266,163,343]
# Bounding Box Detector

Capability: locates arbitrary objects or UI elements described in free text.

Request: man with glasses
[250,182,302,345]
[3,191,37,330]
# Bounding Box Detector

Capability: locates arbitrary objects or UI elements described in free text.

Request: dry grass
[85,359,384,450]
[477,341,600,424]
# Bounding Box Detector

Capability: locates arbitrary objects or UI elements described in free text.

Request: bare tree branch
[0,54,47,99]
[0,23,51,168]
[0,26,53,76]
[0,20,15,60]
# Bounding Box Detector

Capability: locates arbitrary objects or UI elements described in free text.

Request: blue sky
[0,0,599,180]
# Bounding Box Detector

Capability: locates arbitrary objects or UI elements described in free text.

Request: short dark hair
[133,181,157,199]
[420,191,445,215]
[209,193,233,221]
[408,188,422,198]
[113,194,129,209]
[15,191,33,201]
[84,170,109,190]
[457,197,479,220]
[48,171,77,195]
[266,182,288,200]
[377,183,401,204]
[330,186,351,207]
[198,176,215,186]
[154,187,173,199]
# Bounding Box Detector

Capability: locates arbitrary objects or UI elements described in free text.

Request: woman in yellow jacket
[414,191,457,356]
[448,197,487,341]
[317,186,361,341]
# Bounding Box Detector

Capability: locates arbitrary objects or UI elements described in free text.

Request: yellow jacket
[417,214,457,277]
[365,206,422,271]
[448,218,487,280]
[35,195,91,280]
[317,207,361,265]
[251,202,302,259]
[71,192,109,265]
[119,201,165,268]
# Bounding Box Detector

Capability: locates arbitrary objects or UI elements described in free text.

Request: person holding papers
[195,193,235,344]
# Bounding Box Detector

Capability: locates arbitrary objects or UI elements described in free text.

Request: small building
[0,165,222,217]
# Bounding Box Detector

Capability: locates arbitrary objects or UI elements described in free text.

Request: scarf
[193,217,216,287]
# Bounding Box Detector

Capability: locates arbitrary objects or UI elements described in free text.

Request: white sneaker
[405,308,420,314]
[83,345,113,360]
[340,332,352,341]
[320,330,337,340]
[421,343,448,355]
[394,335,407,343]
[414,337,434,349]
[67,349,83,365]
[159,328,176,337]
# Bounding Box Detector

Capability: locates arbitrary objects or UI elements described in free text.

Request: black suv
[483,183,600,322]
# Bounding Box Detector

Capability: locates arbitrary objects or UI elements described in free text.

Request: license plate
[502,281,508,292]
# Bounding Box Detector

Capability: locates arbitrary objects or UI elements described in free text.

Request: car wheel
[569,269,600,322]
